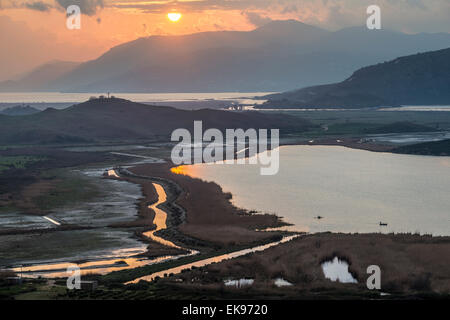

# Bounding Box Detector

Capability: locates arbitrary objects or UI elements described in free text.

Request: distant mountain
[1,20,449,93]
[0,105,40,116]
[262,48,450,108]
[0,61,81,92]
[0,97,311,145]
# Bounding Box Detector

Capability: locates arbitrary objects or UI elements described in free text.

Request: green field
[261,109,450,137]
[0,156,44,173]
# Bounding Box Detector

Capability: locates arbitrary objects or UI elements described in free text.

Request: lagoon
[178,145,450,236]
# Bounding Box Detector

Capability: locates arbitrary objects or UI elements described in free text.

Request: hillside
[1,20,449,93]
[0,105,40,116]
[0,98,311,145]
[0,61,81,92]
[262,47,450,108]
[392,139,450,156]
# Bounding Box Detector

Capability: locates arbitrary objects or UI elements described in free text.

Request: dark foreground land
[2,232,449,300]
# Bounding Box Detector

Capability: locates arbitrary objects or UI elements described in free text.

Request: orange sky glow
[0,0,449,80]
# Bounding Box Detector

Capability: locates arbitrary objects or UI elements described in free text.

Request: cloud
[242,11,272,27]
[25,1,51,11]
[2,0,449,33]
[110,0,267,13]
[281,4,298,14]
[55,0,103,15]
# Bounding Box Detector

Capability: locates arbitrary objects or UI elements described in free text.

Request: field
[261,109,450,137]
[0,156,44,173]
[172,233,450,295]
[3,232,448,300]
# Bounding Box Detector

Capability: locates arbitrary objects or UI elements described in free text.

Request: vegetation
[2,232,448,300]
[392,139,450,156]
[0,156,44,173]
[99,234,284,285]
[31,170,100,211]
[167,233,450,297]
[270,109,450,135]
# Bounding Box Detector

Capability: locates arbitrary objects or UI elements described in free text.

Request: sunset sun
[167,12,182,22]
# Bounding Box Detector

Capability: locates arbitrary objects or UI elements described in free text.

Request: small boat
[379,222,388,226]
[315,216,323,220]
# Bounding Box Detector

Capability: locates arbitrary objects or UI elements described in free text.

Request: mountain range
[262,47,450,108]
[1,20,450,93]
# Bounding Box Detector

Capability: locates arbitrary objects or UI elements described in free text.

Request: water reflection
[127,235,298,284]
[172,146,450,236]
[10,173,195,278]
[170,166,191,176]
[143,183,182,249]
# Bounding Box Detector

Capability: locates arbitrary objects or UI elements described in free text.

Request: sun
[167,12,182,22]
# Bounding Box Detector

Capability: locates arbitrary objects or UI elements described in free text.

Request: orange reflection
[170,165,190,175]
[11,182,194,279]
[127,235,299,284]
[143,183,182,249]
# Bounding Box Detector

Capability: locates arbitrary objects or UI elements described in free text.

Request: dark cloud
[55,0,104,16]
[281,4,298,14]
[25,1,51,11]
[242,11,272,27]
[111,0,266,13]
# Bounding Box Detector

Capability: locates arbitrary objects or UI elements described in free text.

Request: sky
[0,0,449,81]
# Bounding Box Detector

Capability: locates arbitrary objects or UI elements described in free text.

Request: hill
[262,48,450,108]
[1,20,449,93]
[0,98,311,145]
[392,139,450,156]
[0,105,41,116]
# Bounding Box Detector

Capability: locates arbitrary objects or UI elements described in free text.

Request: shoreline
[120,164,290,248]
[2,140,447,274]
[2,149,450,298]
[280,137,395,153]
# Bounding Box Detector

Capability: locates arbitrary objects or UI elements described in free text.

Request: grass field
[0,156,44,173]
[31,170,100,211]
[260,110,450,137]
